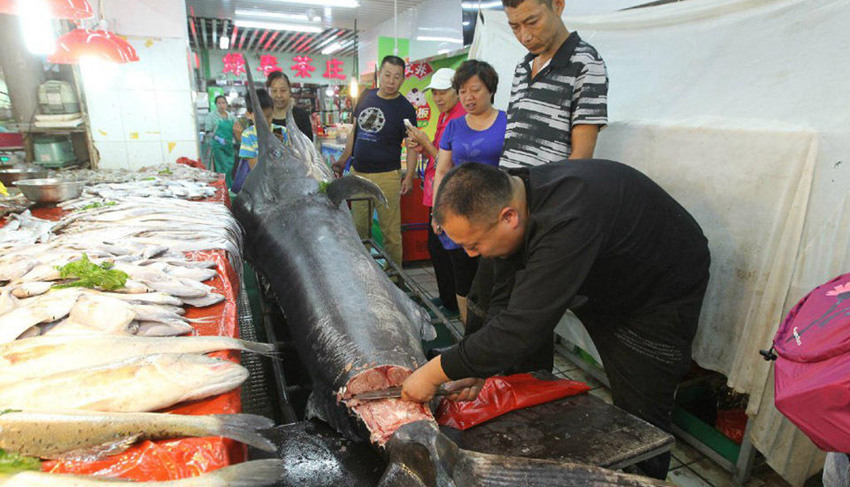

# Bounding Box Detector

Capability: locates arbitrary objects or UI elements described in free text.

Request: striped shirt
[500,32,608,169]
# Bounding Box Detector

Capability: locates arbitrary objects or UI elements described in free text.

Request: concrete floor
[404,261,802,487]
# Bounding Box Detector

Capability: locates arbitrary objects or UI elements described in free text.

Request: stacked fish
[0,187,283,485]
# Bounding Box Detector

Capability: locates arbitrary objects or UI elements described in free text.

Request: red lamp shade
[0,0,94,20]
[48,29,139,64]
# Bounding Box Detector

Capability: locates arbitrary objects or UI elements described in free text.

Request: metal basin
[0,167,49,188]
[13,178,85,204]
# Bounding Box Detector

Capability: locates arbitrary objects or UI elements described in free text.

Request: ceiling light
[416,36,463,44]
[233,20,322,33]
[48,29,139,64]
[0,0,93,20]
[235,9,319,22]
[461,1,502,9]
[20,0,56,55]
[462,21,470,26]
[349,78,359,99]
[274,0,358,8]
[321,42,343,55]
[219,35,230,49]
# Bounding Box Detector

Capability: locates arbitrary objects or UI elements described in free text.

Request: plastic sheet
[436,373,591,431]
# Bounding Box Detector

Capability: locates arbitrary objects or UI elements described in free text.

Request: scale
[33,135,77,168]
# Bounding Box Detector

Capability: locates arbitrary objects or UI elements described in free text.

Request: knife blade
[349,384,452,402]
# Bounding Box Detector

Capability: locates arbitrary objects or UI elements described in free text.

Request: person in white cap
[405,67,467,316]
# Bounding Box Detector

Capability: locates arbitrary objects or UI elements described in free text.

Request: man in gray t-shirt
[499,0,608,169]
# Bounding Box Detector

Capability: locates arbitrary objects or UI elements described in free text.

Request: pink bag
[771,273,850,452]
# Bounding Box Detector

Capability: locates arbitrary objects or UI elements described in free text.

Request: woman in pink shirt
[406,68,466,314]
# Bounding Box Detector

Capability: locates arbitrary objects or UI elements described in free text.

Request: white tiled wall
[81,0,198,169]
[83,37,199,169]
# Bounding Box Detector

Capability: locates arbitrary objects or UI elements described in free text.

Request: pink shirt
[422,102,466,207]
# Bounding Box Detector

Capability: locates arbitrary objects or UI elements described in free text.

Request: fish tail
[213,414,276,451]
[233,339,277,358]
[206,459,284,486]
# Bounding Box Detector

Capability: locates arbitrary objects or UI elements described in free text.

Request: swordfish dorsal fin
[243,57,274,168]
[325,175,388,208]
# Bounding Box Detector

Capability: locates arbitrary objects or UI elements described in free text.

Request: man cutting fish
[402,161,710,479]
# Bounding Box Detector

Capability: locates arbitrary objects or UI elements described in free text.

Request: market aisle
[403,262,798,487]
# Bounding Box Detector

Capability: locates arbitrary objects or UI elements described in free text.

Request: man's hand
[441,377,485,402]
[402,356,450,403]
[332,159,345,178]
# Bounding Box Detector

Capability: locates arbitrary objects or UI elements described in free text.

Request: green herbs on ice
[0,449,41,474]
[76,201,117,212]
[54,254,129,291]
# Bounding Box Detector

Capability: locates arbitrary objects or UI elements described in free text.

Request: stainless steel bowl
[13,178,86,204]
[0,167,49,188]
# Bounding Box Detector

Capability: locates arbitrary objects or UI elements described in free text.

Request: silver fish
[0,353,249,412]
[0,459,284,486]
[0,335,272,386]
[0,410,275,460]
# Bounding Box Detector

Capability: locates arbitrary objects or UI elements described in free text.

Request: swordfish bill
[232,60,436,443]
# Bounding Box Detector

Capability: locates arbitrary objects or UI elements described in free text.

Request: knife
[349,384,452,402]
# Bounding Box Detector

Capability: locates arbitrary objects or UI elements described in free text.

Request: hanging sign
[405,62,433,80]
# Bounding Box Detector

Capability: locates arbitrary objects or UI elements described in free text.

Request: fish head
[166,354,249,400]
[235,58,319,209]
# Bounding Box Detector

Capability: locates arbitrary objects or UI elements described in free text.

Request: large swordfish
[232,64,436,445]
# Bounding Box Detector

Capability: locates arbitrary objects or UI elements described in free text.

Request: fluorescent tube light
[235,9,320,22]
[461,1,502,9]
[321,42,343,55]
[416,36,463,44]
[233,20,322,33]
[274,0,358,8]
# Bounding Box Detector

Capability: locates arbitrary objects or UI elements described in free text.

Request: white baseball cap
[424,68,456,91]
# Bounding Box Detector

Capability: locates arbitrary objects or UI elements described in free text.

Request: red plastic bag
[715,409,747,445]
[176,156,204,169]
[436,373,591,430]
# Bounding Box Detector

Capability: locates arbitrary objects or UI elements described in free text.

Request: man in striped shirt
[500,0,608,168]
[463,0,611,340]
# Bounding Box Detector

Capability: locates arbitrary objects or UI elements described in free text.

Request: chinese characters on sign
[222,53,246,76]
[291,55,316,78]
[257,55,282,76]
[405,62,433,80]
[220,54,346,82]
[322,58,346,80]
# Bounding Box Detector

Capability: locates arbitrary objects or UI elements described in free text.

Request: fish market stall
[0,165,281,483]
